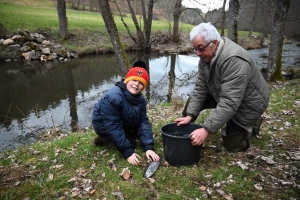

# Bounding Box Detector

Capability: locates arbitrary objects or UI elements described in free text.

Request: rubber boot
[252,117,263,137]
[221,129,250,152]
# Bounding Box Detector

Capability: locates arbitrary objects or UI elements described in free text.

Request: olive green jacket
[186,37,269,133]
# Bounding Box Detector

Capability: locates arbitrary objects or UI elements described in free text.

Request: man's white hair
[190,22,221,43]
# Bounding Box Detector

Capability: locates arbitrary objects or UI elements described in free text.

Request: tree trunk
[248,0,259,37]
[126,0,145,49]
[227,0,239,43]
[265,0,290,82]
[98,0,130,75]
[143,0,155,50]
[172,0,182,43]
[57,0,68,39]
[220,0,227,36]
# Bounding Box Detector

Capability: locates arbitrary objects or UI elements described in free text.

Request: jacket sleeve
[100,95,135,159]
[186,62,209,119]
[136,98,154,152]
[203,57,250,133]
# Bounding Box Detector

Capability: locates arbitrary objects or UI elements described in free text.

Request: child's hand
[127,153,141,165]
[146,150,160,162]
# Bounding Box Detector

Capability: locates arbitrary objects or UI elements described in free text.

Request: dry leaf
[14,181,21,186]
[223,194,233,200]
[112,164,117,171]
[71,188,80,197]
[68,177,77,182]
[47,173,54,181]
[89,189,96,195]
[254,183,263,190]
[148,178,155,183]
[199,186,207,191]
[50,164,63,169]
[120,168,131,180]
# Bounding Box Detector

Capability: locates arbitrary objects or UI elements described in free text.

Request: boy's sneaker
[94,136,106,146]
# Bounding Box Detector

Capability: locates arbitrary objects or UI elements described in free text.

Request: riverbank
[0,78,299,199]
[0,27,269,63]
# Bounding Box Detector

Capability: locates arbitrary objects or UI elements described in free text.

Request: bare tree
[248,0,259,37]
[173,0,183,42]
[220,0,227,36]
[98,0,130,74]
[227,0,239,43]
[57,0,68,39]
[173,0,206,42]
[265,0,290,81]
[112,0,156,51]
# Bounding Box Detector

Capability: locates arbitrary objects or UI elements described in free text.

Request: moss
[270,37,284,82]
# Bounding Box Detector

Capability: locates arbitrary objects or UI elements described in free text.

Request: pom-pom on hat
[124,64,149,88]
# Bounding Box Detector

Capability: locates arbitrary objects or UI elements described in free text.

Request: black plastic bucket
[160,123,202,166]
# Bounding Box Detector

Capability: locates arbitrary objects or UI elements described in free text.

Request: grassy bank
[1,79,300,199]
[0,1,263,55]
[0,1,195,54]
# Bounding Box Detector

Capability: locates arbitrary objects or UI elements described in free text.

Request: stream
[0,43,299,152]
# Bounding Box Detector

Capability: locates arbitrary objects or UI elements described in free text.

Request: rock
[24,41,38,50]
[19,46,31,52]
[30,50,41,60]
[0,39,4,45]
[40,55,47,62]
[42,40,51,46]
[3,39,14,46]
[51,53,57,59]
[7,44,21,51]
[262,41,269,47]
[22,52,31,59]
[42,48,51,55]
[12,35,20,40]
[18,29,30,37]
[56,48,68,57]
[70,52,78,58]
[15,36,32,45]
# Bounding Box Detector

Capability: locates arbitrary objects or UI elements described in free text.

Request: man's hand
[146,150,160,162]
[127,153,141,165]
[175,116,193,126]
[190,128,208,146]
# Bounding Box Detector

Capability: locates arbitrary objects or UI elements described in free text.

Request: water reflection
[0,52,199,151]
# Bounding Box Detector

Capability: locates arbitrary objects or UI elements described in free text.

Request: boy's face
[126,80,144,95]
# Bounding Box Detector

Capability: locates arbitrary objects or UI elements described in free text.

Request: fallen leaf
[199,186,207,191]
[71,188,80,197]
[120,168,131,180]
[223,193,233,200]
[148,178,155,183]
[50,164,63,169]
[68,177,77,182]
[14,181,21,186]
[254,183,263,190]
[47,173,53,181]
[113,191,124,200]
[89,189,96,195]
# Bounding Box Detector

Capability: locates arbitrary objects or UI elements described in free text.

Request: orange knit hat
[124,67,149,88]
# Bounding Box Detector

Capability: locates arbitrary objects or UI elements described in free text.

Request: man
[175,23,269,152]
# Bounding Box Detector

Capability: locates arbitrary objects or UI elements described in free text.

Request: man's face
[192,34,217,63]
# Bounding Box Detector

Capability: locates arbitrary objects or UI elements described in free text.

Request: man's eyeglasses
[193,41,212,52]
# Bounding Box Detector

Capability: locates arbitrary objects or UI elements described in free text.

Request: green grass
[1,79,300,199]
[0,2,193,33]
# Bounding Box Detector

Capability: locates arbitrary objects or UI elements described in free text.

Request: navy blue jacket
[92,81,154,158]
